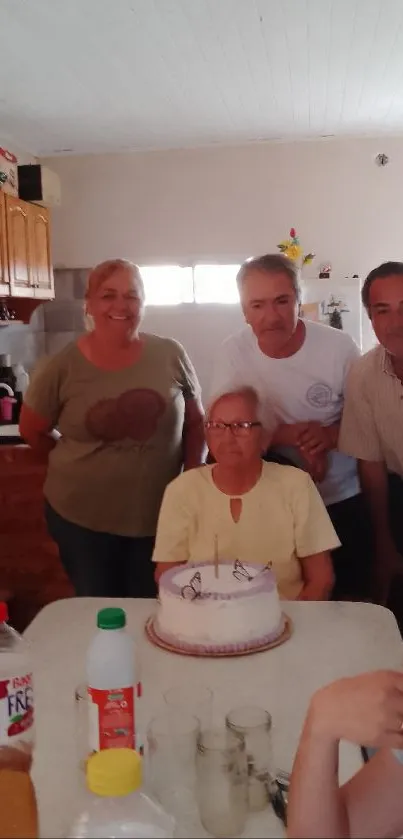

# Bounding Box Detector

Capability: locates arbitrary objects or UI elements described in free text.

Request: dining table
[27,597,402,838]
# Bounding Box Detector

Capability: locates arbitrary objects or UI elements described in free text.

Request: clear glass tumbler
[225,705,272,812]
[146,710,200,829]
[196,727,248,838]
[163,684,213,730]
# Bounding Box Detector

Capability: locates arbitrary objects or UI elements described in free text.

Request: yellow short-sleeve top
[153,462,340,599]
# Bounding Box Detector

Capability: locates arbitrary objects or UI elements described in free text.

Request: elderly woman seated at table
[153,386,339,600]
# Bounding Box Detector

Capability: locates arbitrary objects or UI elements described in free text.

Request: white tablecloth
[26,598,402,838]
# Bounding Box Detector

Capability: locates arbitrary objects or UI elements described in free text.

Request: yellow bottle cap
[86,749,142,797]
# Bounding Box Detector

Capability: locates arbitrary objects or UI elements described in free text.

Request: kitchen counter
[0,423,24,444]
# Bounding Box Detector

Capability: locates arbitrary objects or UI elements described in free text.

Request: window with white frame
[139,263,241,305]
[193,264,240,303]
[139,265,193,305]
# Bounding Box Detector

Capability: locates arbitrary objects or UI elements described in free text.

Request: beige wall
[44,137,402,281]
[43,137,386,355]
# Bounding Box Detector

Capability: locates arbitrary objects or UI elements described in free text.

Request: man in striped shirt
[339,262,403,605]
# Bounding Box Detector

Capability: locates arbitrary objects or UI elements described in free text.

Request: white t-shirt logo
[306,382,333,409]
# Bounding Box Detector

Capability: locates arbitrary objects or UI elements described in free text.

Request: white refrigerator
[300,276,376,352]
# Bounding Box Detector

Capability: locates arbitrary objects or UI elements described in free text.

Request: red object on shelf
[0,148,18,196]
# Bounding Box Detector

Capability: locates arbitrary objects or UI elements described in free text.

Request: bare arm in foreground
[288,671,403,838]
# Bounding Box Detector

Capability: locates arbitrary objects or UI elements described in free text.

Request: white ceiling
[3,0,403,156]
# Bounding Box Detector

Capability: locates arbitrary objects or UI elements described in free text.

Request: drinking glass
[163,684,213,730]
[146,710,200,828]
[226,705,273,811]
[196,727,248,837]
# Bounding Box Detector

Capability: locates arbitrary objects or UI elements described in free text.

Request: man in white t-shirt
[210,254,371,600]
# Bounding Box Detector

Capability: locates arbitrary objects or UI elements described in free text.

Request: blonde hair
[207,386,277,433]
[84,259,145,331]
[85,259,144,299]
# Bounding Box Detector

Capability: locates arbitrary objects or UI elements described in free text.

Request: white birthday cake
[154,560,284,654]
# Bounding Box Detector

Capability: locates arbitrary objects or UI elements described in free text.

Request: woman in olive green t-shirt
[20,259,205,598]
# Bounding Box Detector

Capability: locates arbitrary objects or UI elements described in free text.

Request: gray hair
[207,386,277,434]
[236,253,301,303]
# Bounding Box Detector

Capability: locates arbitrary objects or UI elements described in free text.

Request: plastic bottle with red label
[0,601,38,838]
[87,607,142,757]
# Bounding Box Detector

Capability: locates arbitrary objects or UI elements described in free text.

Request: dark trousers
[263,450,373,601]
[384,473,403,624]
[327,494,373,601]
[388,473,403,555]
[45,501,157,598]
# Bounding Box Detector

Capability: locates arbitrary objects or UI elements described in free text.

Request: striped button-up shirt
[339,344,403,476]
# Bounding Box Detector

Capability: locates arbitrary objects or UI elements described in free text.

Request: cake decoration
[181,571,211,601]
[232,559,253,582]
[261,560,273,572]
[232,559,273,582]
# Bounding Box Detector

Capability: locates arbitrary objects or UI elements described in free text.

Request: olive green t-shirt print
[85,387,166,443]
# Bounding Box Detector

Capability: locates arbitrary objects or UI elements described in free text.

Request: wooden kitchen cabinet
[6,194,31,295]
[0,192,10,295]
[29,202,54,298]
[0,192,54,300]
